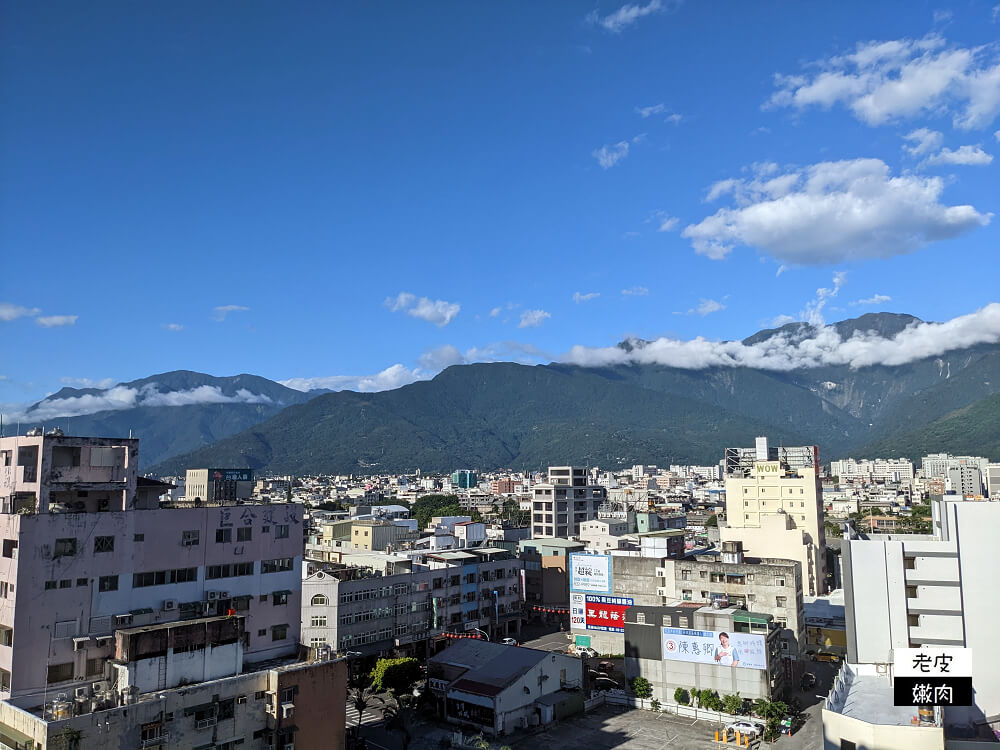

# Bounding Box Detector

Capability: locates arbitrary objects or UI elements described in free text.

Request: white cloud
[801,271,847,325]
[36,315,77,328]
[489,306,502,317]
[695,298,726,316]
[635,103,665,118]
[658,215,679,232]
[769,314,798,327]
[993,3,1000,22]
[164,323,183,331]
[563,302,1000,371]
[851,294,892,306]
[592,141,630,169]
[384,292,460,326]
[768,35,1000,130]
[924,144,994,165]
[682,158,990,264]
[587,0,663,33]
[518,309,551,328]
[282,365,427,394]
[60,377,115,389]
[212,305,249,322]
[665,113,683,125]
[622,286,649,296]
[902,128,943,156]
[417,345,466,371]
[20,384,273,421]
[776,265,789,277]
[0,303,41,322]
[573,292,600,303]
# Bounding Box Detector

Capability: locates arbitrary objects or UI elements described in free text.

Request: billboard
[569,553,611,594]
[661,627,768,671]
[211,469,253,482]
[570,592,633,632]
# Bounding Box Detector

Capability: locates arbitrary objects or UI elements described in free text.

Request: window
[134,533,145,542]
[140,722,164,743]
[2,540,17,558]
[636,613,646,624]
[680,570,690,580]
[275,524,289,539]
[0,627,12,647]
[310,594,328,606]
[86,657,104,676]
[775,617,787,629]
[271,624,289,641]
[207,562,254,579]
[310,616,327,627]
[93,536,114,553]
[47,662,74,684]
[261,558,293,574]
[0,582,8,598]
[98,575,119,592]
[181,530,199,546]
[237,527,252,542]
[272,591,289,606]
[76,578,88,587]
[59,579,72,589]
[310,637,327,648]
[53,538,77,558]
[45,580,57,590]
[133,568,198,588]
[776,596,787,607]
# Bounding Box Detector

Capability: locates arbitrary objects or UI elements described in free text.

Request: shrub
[674,687,690,705]
[650,699,661,712]
[630,676,653,699]
[722,693,743,716]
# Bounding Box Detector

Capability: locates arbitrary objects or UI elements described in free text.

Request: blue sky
[2,0,1000,409]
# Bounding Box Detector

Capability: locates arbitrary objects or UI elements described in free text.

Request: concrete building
[722,438,826,595]
[839,495,1000,739]
[530,467,607,538]
[184,468,254,505]
[945,465,983,496]
[427,640,582,736]
[517,538,584,623]
[301,547,523,655]
[985,463,1000,497]
[451,470,478,489]
[920,453,988,482]
[829,458,915,484]
[624,604,786,704]
[349,519,417,551]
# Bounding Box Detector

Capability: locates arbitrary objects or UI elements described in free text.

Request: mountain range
[10,313,1000,474]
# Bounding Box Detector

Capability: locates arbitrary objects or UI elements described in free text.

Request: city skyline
[3,1,999,408]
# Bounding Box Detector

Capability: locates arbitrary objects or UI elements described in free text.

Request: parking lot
[512,703,824,750]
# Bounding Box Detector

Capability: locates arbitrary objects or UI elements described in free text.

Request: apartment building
[349,519,417,551]
[829,458,915,484]
[722,437,826,595]
[301,547,523,657]
[517,538,584,618]
[184,468,254,504]
[920,453,988,481]
[840,496,999,736]
[530,466,607,538]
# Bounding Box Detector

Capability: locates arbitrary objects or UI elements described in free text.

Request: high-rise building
[722,437,826,595]
[0,433,340,750]
[450,470,478,489]
[831,495,1000,742]
[920,453,988,482]
[185,468,255,504]
[530,467,607,538]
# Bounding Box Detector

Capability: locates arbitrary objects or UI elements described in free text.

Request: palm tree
[349,685,380,737]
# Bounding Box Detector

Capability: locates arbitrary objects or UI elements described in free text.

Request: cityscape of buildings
[0,429,997,748]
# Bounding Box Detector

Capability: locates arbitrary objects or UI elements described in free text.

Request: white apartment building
[839,495,1000,738]
[986,463,1000,497]
[530,467,607,538]
[722,439,826,596]
[920,453,988,481]
[946,464,983,496]
[829,457,915,484]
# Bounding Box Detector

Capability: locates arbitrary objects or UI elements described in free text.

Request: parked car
[593,676,620,691]
[576,647,598,658]
[500,638,518,646]
[813,651,841,663]
[800,672,817,689]
[597,661,614,674]
[726,721,765,738]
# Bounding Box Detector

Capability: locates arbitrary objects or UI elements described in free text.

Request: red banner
[585,601,630,630]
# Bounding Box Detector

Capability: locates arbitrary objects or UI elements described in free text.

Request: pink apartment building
[0,433,337,750]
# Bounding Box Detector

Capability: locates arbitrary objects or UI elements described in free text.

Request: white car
[500,638,518,646]
[576,647,598,658]
[726,721,764,738]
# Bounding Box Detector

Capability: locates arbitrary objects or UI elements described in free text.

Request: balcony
[140,734,169,748]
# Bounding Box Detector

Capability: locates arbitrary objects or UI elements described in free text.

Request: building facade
[530,467,607,538]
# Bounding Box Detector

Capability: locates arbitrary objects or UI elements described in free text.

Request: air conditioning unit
[281,703,294,719]
[208,591,219,601]
[72,639,88,652]
[92,681,110,694]
[284,743,295,750]
[163,599,177,611]
[75,686,91,699]
[114,614,133,627]
[95,636,112,647]
[219,591,231,599]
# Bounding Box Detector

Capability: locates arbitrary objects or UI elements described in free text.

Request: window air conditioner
[163,599,177,611]
[208,591,219,601]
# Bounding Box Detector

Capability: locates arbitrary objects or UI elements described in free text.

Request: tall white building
[530,467,606,538]
[840,495,1000,735]
[920,453,988,482]
[829,457,915,483]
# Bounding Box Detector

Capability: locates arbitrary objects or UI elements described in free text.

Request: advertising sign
[570,593,586,627]
[212,469,253,482]
[584,595,633,632]
[661,627,768,671]
[569,553,611,594]
[894,648,973,706]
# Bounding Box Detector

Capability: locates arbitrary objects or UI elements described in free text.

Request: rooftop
[826,663,941,728]
[430,640,554,697]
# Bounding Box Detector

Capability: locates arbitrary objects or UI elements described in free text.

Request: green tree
[370,657,422,698]
[673,687,689,705]
[722,693,743,716]
[650,698,661,712]
[630,676,653,699]
[753,698,789,721]
[379,696,418,750]
[702,691,724,711]
[705,514,719,527]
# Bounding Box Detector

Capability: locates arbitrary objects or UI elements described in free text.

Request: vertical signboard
[569,553,611,594]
